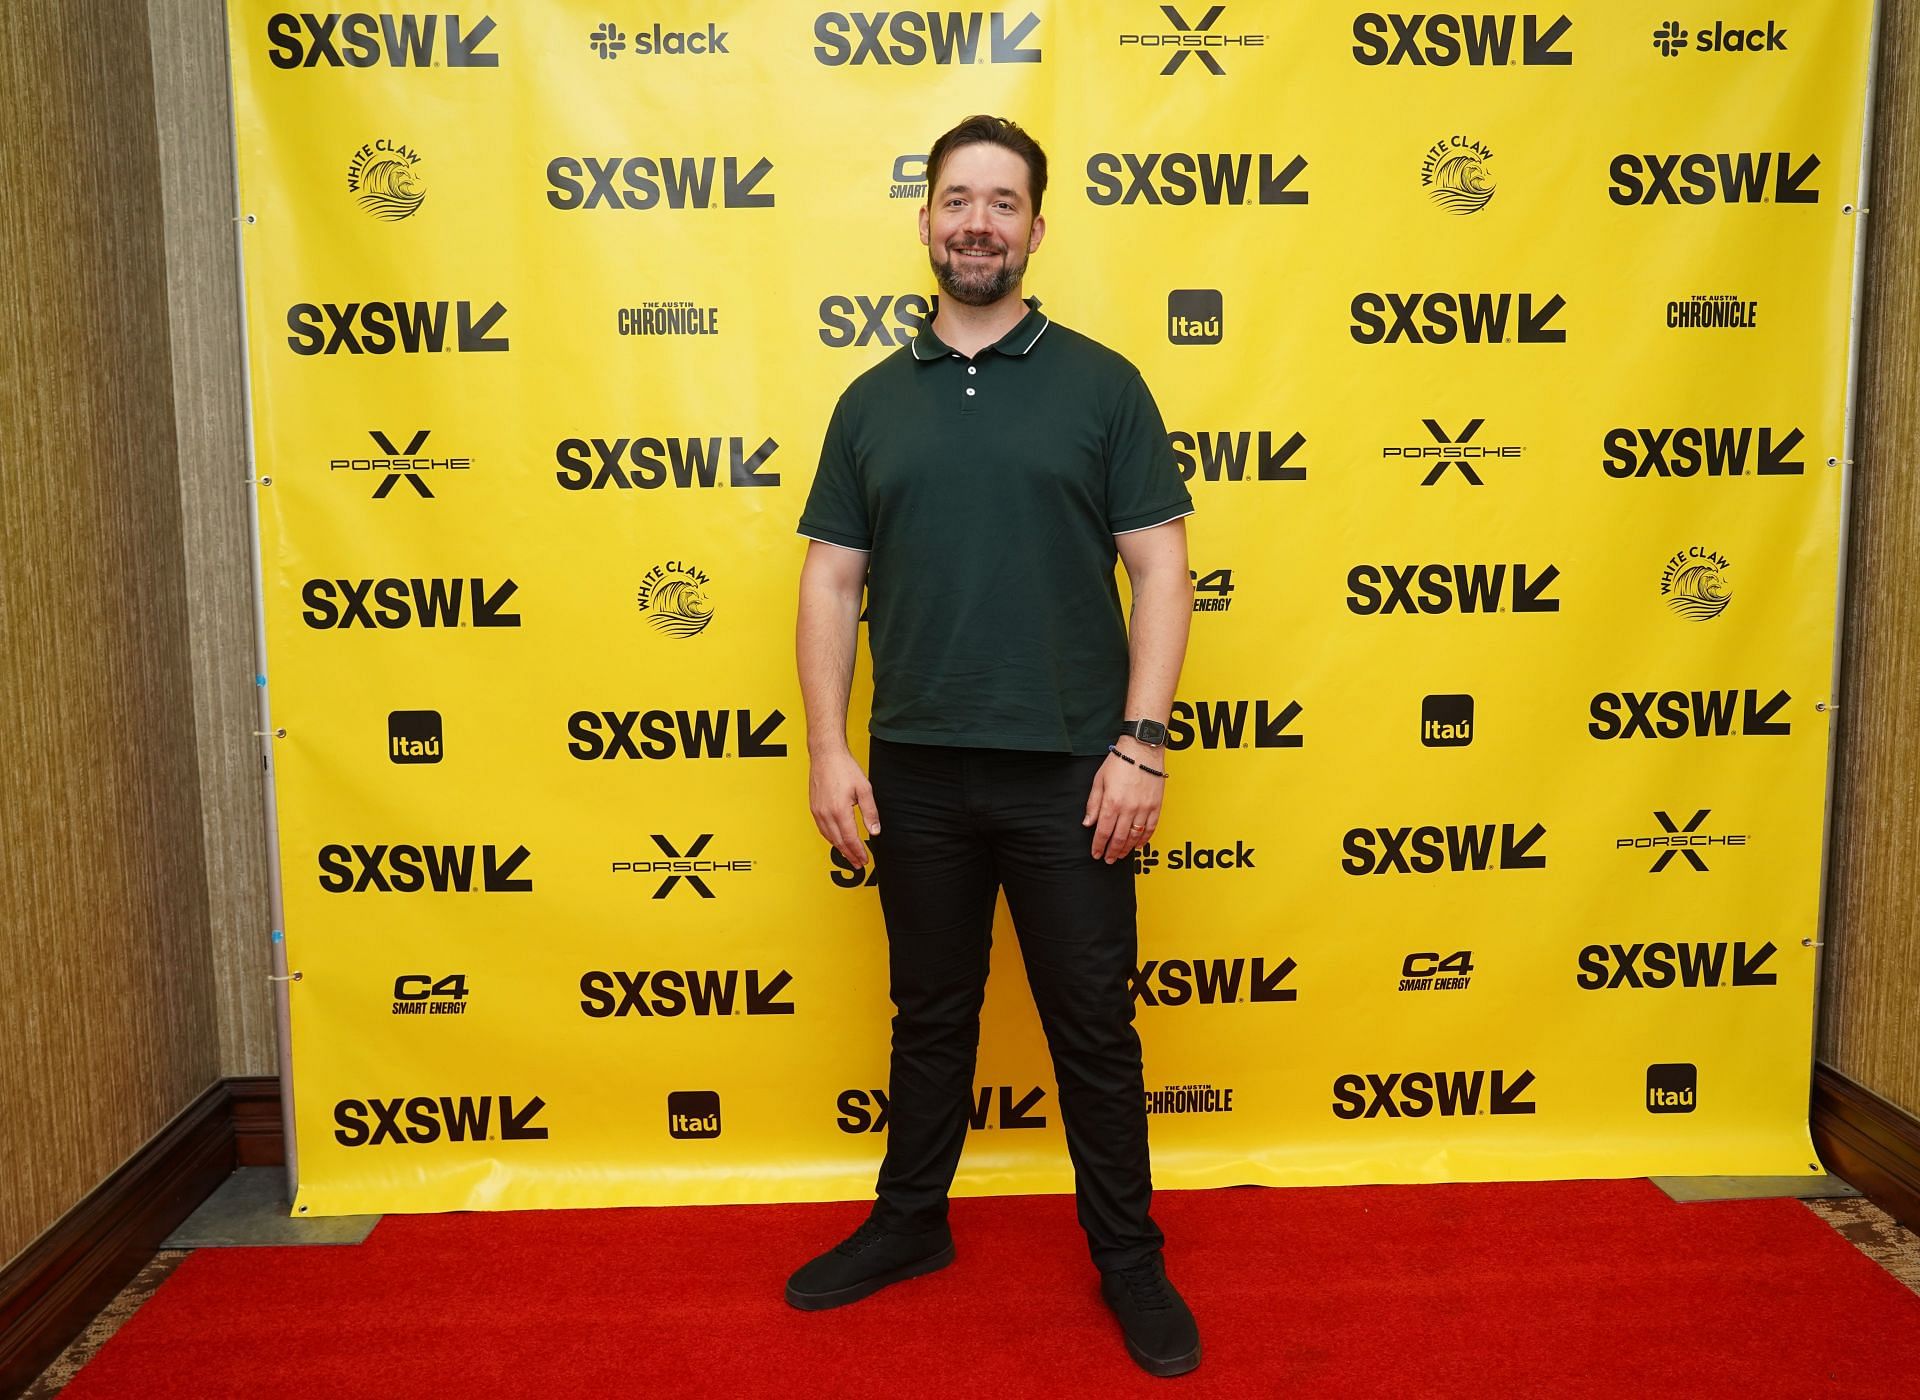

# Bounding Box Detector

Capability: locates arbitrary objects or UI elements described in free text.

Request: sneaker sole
[1123,1334,1202,1379]
[784,1242,955,1311]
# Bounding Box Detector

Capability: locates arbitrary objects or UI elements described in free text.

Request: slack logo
[1168,289,1223,344]
[1646,1063,1697,1113]
[667,1091,722,1139]
[388,709,442,763]
[1421,694,1473,747]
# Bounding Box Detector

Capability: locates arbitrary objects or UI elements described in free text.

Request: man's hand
[810,748,881,868]
[1083,742,1164,863]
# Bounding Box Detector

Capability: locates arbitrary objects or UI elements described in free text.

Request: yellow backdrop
[223,1,1877,1216]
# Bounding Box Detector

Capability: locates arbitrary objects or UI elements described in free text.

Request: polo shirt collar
[910,295,1050,361]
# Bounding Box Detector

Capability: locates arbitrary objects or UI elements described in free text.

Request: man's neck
[931,289,1028,359]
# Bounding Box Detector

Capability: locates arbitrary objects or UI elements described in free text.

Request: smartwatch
[1118,718,1168,748]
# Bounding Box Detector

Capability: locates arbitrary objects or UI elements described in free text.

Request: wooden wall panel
[150,0,277,1078]
[0,0,221,1268]
[1821,1,1920,1120]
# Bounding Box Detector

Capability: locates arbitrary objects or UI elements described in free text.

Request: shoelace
[1116,1262,1174,1311]
[834,1221,890,1258]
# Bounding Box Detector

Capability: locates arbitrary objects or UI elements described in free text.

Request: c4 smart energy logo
[1399,950,1473,991]
[637,560,714,637]
[347,139,424,220]
[391,973,468,1014]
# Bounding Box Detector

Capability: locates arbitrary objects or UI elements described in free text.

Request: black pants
[864,735,1164,1272]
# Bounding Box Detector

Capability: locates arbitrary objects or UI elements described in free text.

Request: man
[788,114,1199,1379]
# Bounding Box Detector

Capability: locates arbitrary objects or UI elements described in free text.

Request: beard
[930,238,1028,306]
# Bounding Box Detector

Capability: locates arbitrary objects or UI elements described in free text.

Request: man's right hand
[810,748,881,868]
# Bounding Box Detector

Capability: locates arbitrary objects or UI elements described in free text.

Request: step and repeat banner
[225,2,1877,1216]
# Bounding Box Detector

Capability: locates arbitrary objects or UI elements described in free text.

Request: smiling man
[787,115,1200,1378]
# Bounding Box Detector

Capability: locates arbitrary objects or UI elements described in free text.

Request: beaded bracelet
[1106,743,1169,779]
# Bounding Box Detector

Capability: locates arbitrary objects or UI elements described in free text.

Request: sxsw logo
[1608,152,1819,205]
[333,1094,548,1147]
[1346,562,1560,614]
[555,436,780,489]
[829,845,880,887]
[1602,425,1804,478]
[566,709,788,759]
[1342,822,1546,874]
[813,11,1041,64]
[388,709,442,763]
[1350,291,1566,344]
[267,12,499,67]
[1332,1069,1537,1118]
[1085,152,1307,205]
[287,300,508,355]
[316,843,532,893]
[1647,1063,1697,1113]
[1131,957,1296,1005]
[579,969,795,1017]
[819,293,932,347]
[1588,689,1791,739]
[1165,698,1302,750]
[1351,13,1572,65]
[1170,429,1306,483]
[300,577,520,628]
[1168,289,1222,344]
[667,1091,722,1140]
[835,1086,1047,1132]
[545,156,774,210]
[1577,941,1778,989]
[1421,694,1473,747]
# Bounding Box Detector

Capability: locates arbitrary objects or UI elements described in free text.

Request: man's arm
[1085,518,1192,862]
[797,540,881,865]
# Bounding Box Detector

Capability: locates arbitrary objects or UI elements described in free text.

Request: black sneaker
[1100,1255,1201,1377]
[784,1218,955,1311]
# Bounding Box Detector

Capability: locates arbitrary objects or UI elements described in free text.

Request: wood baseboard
[0,1076,286,1398]
[1812,1065,1920,1234]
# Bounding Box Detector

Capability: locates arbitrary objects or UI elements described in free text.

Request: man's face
[919,141,1046,307]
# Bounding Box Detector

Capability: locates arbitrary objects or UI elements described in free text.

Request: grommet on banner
[253,727,287,738]
[1815,701,1836,713]
[247,475,273,486]
[268,970,303,983]
[1802,938,1824,948]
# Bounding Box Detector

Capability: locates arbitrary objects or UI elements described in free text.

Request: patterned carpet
[21,1195,1920,1396]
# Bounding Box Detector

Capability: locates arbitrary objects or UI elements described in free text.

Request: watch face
[1134,720,1167,746]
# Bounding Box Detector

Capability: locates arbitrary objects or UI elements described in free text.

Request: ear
[918,203,930,247]
[1028,213,1045,254]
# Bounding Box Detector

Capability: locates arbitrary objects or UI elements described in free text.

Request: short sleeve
[1104,371,1194,535]
[797,393,872,550]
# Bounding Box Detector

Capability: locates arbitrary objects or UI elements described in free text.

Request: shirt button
[967,366,977,375]
[966,387,976,396]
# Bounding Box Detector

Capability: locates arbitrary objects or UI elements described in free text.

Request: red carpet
[61,1179,1920,1398]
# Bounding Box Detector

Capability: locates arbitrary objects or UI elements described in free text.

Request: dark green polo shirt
[798,296,1193,756]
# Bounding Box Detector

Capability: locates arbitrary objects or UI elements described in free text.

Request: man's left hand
[1083,739,1164,863]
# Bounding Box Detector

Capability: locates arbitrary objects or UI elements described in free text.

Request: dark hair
[925,114,1049,217]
